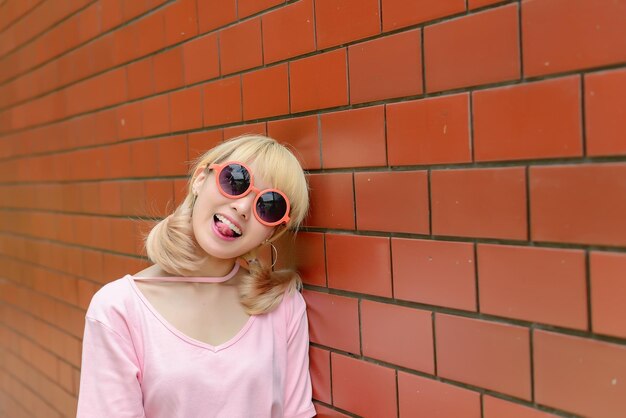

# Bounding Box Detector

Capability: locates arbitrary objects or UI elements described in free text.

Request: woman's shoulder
[85,274,136,323]
[274,283,306,324]
[286,286,306,314]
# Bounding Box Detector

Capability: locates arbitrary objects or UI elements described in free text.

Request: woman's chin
[196,235,259,261]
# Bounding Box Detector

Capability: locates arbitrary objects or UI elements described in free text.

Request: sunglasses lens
[256,191,288,223]
[219,164,250,196]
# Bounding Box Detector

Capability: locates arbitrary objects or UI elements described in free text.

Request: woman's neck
[183,256,238,278]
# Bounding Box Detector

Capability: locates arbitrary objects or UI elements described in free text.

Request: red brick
[78,3,101,43]
[468,0,507,9]
[279,231,326,287]
[289,49,348,113]
[321,106,386,168]
[202,76,242,127]
[98,181,122,215]
[392,238,476,311]
[223,123,266,139]
[77,49,101,83]
[1,81,16,109]
[591,251,626,338]
[436,314,531,399]
[382,0,465,31]
[354,171,429,234]
[585,68,626,157]
[268,114,321,170]
[169,86,203,132]
[238,0,283,18]
[361,300,433,373]
[309,346,331,404]
[262,0,315,64]
[183,33,219,85]
[163,0,197,46]
[112,26,137,66]
[116,102,142,140]
[331,353,397,418]
[315,0,380,49]
[174,178,192,208]
[84,148,107,181]
[386,93,471,165]
[304,173,354,229]
[530,163,626,247]
[82,249,104,283]
[431,167,527,240]
[478,244,587,329]
[100,0,124,33]
[293,232,327,286]
[399,372,481,418]
[131,139,159,178]
[156,135,188,177]
[197,0,236,33]
[348,29,422,104]
[134,11,166,56]
[32,94,59,126]
[94,68,127,110]
[473,76,583,162]
[188,130,222,161]
[483,396,558,418]
[219,17,263,75]
[424,3,520,92]
[326,234,391,297]
[522,0,626,77]
[534,330,626,417]
[105,143,133,179]
[57,355,76,393]
[145,180,175,218]
[312,404,349,417]
[126,57,154,100]
[123,0,152,19]
[242,64,289,120]
[93,109,118,145]
[302,290,360,354]
[120,181,146,217]
[141,94,170,137]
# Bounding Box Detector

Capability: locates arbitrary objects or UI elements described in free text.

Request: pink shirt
[76,263,316,418]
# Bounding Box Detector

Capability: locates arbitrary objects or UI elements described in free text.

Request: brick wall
[1,0,625,417]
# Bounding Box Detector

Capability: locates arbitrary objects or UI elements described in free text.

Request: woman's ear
[265,224,287,243]
[268,222,290,242]
[264,227,277,242]
[192,165,208,191]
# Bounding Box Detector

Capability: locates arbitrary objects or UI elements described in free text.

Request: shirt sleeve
[76,316,146,418]
[284,291,317,418]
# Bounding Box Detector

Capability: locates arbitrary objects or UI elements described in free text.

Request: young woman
[76,134,316,417]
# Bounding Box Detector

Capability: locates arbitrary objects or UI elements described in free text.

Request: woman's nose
[231,193,256,219]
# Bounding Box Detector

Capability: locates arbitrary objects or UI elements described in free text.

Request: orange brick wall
[0,0,625,417]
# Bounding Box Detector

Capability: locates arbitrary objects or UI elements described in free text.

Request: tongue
[216,219,235,237]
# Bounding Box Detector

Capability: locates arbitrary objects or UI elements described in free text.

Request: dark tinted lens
[219,164,250,196]
[256,192,288,223]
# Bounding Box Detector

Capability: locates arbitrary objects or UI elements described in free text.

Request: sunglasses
[207,161,291,227]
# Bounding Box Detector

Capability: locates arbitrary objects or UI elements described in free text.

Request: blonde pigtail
[238,247,303,315]
[142,194,209,277]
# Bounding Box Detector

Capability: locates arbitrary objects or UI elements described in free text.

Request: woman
[76,134,316,418]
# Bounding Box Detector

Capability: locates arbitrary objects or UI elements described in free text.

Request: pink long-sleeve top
[76,262,316,418]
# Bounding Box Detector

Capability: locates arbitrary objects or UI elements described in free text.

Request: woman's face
[190,160,277,260]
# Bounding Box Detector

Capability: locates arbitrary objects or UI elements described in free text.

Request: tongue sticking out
[215,218,236,237]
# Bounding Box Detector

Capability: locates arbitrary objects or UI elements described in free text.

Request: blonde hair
[141,134,310,315]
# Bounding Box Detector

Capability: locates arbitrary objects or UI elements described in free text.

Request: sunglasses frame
[207,160,291,227]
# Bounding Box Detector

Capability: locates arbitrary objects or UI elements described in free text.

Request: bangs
[225,144,300,197]
[214,139,309,227]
